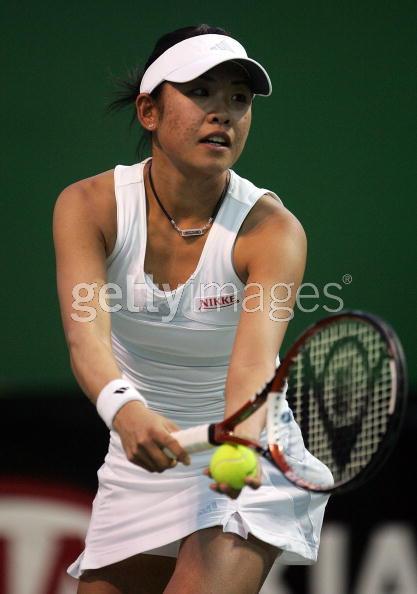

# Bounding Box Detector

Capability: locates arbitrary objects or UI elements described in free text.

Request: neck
[145,152,229,222]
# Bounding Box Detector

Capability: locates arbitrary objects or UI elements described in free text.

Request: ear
[135,93,159,131]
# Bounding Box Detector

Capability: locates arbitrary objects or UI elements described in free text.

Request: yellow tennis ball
[209,444,258,490]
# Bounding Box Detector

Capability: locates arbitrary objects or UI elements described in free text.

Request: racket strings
[285,319,394,486]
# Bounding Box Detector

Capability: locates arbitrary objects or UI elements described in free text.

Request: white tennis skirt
[67,429,330,578]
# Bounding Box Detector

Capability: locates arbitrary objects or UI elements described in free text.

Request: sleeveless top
[106,158,282,428]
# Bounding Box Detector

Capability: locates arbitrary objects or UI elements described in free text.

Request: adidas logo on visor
[209,40,234,52]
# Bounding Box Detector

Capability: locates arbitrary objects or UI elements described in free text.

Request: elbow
[65,325,110,356]
[66,333,88,372]
[65,327,87,353]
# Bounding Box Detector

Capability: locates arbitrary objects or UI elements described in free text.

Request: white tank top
[107,158,282,428]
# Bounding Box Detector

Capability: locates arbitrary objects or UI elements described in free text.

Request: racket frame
[173,310,407,494]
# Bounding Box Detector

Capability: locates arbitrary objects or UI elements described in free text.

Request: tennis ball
[209,444,258,490]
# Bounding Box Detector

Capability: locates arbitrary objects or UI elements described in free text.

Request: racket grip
[164,424,213,458]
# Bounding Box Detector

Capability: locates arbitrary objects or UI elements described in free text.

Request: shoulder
[53,170,116,255]
[234,193,306,283]
[55,169,115,213]
[240,192,306,247]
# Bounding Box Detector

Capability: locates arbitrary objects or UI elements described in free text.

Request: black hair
[107,24,232,159]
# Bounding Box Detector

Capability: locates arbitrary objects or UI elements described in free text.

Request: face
[138,61,253,175]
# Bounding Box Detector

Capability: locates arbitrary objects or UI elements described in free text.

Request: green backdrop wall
[1,1,415,393]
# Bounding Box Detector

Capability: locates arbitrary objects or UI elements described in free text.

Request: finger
[129,448,155,472]
[130,440,172,472]
[250,461,263,484]
[225,486,242,499]
[203,468,212,477]
[209,482,241,499]
[245,477,261,489]
[145,443,181,472]
[165,421,181,433]
[209,481,226,492]
[160,435,191,465]
[223,487,241,499]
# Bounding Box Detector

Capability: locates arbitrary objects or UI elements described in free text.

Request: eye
[187,87,252,104]
[189,88,209,97]
[232,92,251,104]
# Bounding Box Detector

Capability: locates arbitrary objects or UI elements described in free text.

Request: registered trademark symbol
[342,274,353,284]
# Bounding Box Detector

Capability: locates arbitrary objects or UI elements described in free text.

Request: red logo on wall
[0,477,92,594]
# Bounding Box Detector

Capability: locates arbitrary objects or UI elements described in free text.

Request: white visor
[140,34,272,97]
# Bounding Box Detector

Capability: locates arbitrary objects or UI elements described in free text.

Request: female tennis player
[54,24,330,594]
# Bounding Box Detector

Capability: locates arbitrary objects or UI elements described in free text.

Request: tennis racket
[168,311,407,494]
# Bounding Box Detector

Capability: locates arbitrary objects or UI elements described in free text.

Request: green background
[1,1,415,393]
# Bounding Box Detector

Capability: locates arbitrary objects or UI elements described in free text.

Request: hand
[203,458,262,500]
[112,401,191,472]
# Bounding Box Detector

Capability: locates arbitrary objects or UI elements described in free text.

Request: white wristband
[96,379,148,429]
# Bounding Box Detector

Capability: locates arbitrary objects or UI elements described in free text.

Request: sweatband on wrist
[96,379,148,429]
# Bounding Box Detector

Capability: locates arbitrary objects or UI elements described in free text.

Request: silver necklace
[148,162,230,238]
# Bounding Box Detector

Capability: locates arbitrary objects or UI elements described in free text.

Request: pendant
[179,228,205,237]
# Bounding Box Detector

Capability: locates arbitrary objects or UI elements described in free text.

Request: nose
[206,91,232,126]
[207,111,231,126]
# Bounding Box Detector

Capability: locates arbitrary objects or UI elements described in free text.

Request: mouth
[199,132,231,149]
[199,142,230,152]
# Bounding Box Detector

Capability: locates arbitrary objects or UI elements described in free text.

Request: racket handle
[163,424,213,458]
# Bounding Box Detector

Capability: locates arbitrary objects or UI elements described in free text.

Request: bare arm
[225,199,307,440]
[206,198,307,497]
[53,181,189,470]
[53,182,121,399]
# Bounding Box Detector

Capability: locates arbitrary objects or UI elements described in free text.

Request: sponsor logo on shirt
[197,294,240,311]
